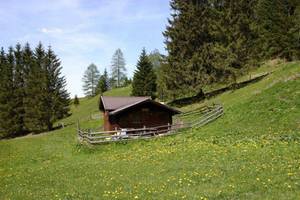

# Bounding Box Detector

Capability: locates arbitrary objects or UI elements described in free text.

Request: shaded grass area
[0,62,299,199]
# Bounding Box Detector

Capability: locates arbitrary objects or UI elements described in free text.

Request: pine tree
[132,48,157,99]
[163,0,216,99]
[23,43,33,77]
[74,95,79,107]
[102,68,109,91]
[24,43,48,132]
[122,77,132,87]
[1,43,70,135]
[156,58,168,101]
[13,43,26,135]
[0,48,6,137]
[0,47,18,137]
[255,0,300,60]
[82,63,100,97]
[44,46,70,124]
[96,69,109,95]
[110,49,127,88]
[148,49,162,70]
[108,77,116,90]
[0,47,7,138]
[96,76,108,95]
[148,49,166,100]
[22,43,35,132]
[210,0,259,83]
[0,48,11,137]
[162,0,262,99]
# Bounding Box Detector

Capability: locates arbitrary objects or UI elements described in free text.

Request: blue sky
[0,0,170,97]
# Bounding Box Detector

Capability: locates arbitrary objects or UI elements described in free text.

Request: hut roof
[99,96,181,116]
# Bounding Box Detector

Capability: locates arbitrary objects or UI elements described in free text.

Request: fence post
[168,123,170,132]
[77,120,80,140]
[77,120,80,130]
[143,126,146,136]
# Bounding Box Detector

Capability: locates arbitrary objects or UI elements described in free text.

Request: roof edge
[109,99,181,116]
[109,98,151,115]
[100,96,151,111]
[99,96,106,111]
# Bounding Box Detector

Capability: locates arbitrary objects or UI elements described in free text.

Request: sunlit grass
[0,62,299,199]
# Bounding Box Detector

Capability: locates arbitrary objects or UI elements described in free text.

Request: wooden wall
[103,102,173,131]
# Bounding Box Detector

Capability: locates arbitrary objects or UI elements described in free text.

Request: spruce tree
[163,0,216,99]
[103,68,109,88]
[96,75,108,95]
[110,49,127,87]
[122,77,132,87]
[148,49,165,100]
[45,46,70,123]
[210,0,259,82]
[74,95,79,106]
[96,69,109,95]
[132,49,157,99]
[0,48,5,137]
[0,47,17,137]
[162,0,263,99]
[255,0,300,60]
[108,77,116,90]
[148,49,162,70]
[24,43,48,132]
[1,43,70,135]
[23,43,34,77]
[13,43,27,135]
[156,59,168,101]
[82,63,100,97]
[22,43,35,132]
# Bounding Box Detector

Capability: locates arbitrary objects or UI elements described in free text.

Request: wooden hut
[99,96,181,131]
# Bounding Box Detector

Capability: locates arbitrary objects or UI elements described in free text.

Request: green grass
[62,85,132,129]
[103,85,132,96]
[0,62,299,199]
[201,59,286,95]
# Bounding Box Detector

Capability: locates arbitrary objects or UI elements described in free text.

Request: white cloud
[40,27,63,34]
[1,0,169,96]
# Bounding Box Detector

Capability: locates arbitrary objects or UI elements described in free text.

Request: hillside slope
[0,62,299,199]
[62,85,132,129]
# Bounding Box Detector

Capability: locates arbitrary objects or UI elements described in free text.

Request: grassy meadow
[0,62,299,199]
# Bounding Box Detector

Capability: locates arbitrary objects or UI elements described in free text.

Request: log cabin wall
[103,111,120,131]
[109,103,172,130]
[100,96,180,131]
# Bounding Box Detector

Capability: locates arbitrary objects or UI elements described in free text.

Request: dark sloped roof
[99,96,181,115]
[100,96,150,111]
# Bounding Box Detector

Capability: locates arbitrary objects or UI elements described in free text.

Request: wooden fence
[77,104,223,144]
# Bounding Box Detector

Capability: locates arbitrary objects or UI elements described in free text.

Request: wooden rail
[78,104,223,144]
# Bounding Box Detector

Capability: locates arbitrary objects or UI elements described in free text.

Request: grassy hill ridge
[0,62,299,199]
[62,85,132,129]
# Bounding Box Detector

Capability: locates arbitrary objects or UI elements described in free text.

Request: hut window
[142,108,149,112]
